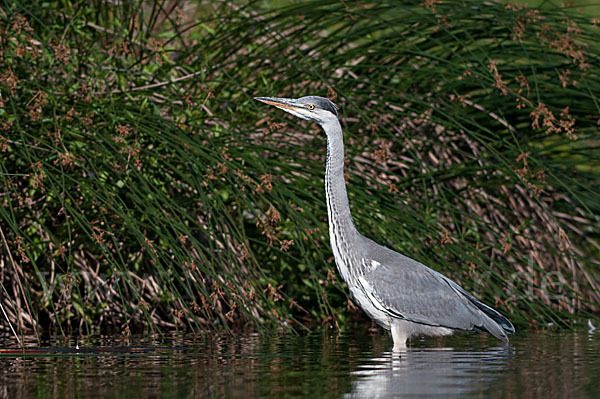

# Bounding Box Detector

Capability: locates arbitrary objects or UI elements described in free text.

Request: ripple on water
[0,329,598,398]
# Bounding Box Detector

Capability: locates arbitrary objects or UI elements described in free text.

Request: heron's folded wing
[362,255,487,331]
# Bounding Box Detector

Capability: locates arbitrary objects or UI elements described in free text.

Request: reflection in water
[0,330,598,398]
[346,347,511,398]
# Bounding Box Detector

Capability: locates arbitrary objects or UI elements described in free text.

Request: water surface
[0,328,598,398]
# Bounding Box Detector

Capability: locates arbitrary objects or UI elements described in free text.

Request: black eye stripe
[297,96,338,117]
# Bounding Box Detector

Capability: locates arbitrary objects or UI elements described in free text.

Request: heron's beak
[254,97,301,112]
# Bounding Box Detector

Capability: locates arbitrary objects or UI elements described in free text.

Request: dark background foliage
[0,0,598,339]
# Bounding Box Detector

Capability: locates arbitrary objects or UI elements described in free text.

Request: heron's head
[254,96,338,125]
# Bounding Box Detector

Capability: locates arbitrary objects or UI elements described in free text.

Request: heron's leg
[390,320,409,351]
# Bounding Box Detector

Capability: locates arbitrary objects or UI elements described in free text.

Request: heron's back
[355,236,514,340]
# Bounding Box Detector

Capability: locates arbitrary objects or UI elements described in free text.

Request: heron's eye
[308,104,315,110]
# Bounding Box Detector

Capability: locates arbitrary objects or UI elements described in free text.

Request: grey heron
[255,95,515,350]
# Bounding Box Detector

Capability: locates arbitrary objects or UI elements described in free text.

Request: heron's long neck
[323,119,359,280]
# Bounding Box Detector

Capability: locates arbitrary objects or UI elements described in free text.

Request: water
[0,329,598,398]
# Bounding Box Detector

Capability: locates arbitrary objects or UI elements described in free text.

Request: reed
[0,0,598,338]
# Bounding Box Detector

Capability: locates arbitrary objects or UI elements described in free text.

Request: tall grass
[0,0,598,339]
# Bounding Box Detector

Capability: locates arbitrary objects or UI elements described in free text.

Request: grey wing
[361,247,514,340]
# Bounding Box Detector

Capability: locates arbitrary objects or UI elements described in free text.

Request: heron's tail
[475,300,515,343]
[444,277,515,342]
